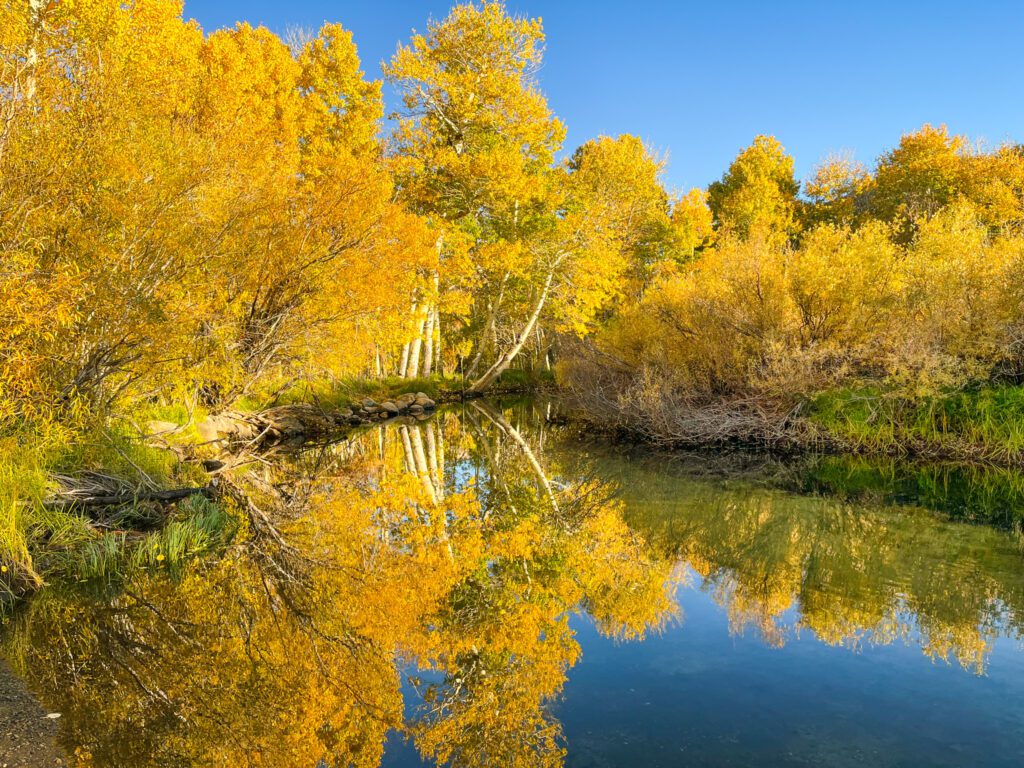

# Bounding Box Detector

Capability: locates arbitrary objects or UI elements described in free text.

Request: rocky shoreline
[193,391,439,446]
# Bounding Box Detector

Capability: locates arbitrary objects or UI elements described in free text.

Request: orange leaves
[0,2,435,419]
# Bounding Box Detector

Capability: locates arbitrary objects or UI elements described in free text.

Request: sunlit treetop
[707,134,800,243]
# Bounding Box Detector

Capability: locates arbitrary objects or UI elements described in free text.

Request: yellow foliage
[0,1,435,425]
[671,187,716,259]
[707,135,800,243]
[581,200,1024,404]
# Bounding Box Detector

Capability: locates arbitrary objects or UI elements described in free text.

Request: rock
[361,398,377,409]
[397,393,417,407]
[274,417,305,435]
[414,392,436,409]
[379,401,400,416]
[196,415,240,443]
[228,420,259,440]
[261,404,333,434]
[409,404,424,414]
[330,407,352,422]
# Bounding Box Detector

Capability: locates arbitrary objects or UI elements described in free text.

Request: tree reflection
[1,403,676,767]
[575,448,1024,674]
[8,403,1020,767]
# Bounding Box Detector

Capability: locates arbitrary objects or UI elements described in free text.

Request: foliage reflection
[2,402,675,767]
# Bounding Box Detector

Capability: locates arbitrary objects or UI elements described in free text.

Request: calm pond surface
[4,398,1024,767]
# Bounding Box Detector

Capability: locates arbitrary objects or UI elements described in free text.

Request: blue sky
[183,1,1024,192]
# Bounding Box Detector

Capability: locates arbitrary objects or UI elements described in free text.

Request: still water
[5,399,1024,766]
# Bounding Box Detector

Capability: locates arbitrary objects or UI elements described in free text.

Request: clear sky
[183,0,1024,192]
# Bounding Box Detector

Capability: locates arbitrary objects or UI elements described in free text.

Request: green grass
[0,446,47,598]
[0,418,227,603]
[808,384,1024,462]
[57,494,237,583]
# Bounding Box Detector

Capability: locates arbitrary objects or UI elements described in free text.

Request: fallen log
[43,487,211,512]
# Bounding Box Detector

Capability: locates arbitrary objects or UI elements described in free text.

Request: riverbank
[0,661,65,767]
[561,381,1024,468]
[5,370,1022,612]
[0,371,552,606]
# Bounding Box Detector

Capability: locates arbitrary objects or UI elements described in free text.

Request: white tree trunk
[398,299,418,376]
[398,343,409,377]
[432,305,442,375]
[467,266,556,394]
[466,272,508,378]
[422,304,435,377]
[406,312,425,379]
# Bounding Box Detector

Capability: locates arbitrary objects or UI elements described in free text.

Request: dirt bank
[0,661,66,767]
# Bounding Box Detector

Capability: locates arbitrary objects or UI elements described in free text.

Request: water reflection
[2,401,1024,766]
[1,402,674,767]
[560,444,1024,673]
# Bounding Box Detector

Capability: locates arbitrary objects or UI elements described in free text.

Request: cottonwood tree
[670,187,716,261]
[871,124,1024,239]
[385,2,566,391]
[566,135,672,296]
[801,153,872,229]
[708,135,800,243]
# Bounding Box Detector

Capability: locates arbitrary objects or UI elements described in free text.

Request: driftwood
[43,487,210,512]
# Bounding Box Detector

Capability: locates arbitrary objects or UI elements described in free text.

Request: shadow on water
[1,397,1023,767]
